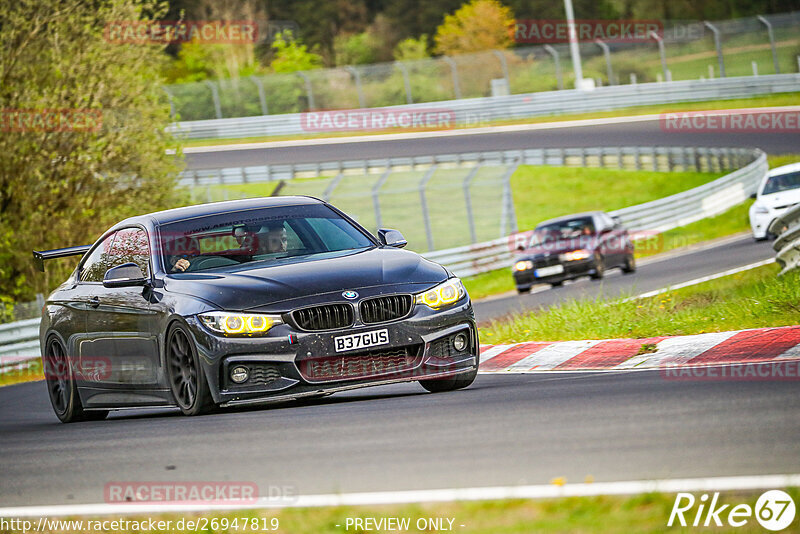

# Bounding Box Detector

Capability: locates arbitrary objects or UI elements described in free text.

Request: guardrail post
[492,51,511,92]
[419,166,438,251]
[372,169,392,230]
[443,56,462,99]
[752,61,758,76]
[462,166,481,243]
[250,76,269,115]
[499,161,520,236]
[649,31,669,83]
[543,45,563,90]
[395,62,414,104]
[595,39,614,85]
[757,15,780,74]
[703,21,725,78]
[634,147,641,170]
[295,72,315,111]
[204,80,223,119]
[344,66,367,108]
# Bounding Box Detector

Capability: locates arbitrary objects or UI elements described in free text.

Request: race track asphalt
[184,118,800,169]
[1,366,799,507]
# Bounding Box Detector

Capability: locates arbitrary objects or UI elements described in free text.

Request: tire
[166,323,214,416]
[590,253,605,280]
[550,280,564,287]
[420,349,480,393]
[44,337,108,423]
[622,254,636,274]
[517,286,531,294]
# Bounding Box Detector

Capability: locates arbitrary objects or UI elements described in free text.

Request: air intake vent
[360,295,413,324]
[292,303,354,331]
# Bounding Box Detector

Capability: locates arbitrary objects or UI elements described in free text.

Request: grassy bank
[180,92,800,147]
[479,264,799,343]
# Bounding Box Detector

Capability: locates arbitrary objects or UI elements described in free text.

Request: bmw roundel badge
[342,290,359,300]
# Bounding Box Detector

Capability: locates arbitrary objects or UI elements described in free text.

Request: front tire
[420,349,480,393]
[622,254,636,274]
[44,337,108,423]
[166,324,214,416]
[590,253,605,280]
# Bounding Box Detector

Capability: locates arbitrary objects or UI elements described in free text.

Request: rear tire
[166,324,214,416]
[44,337,108,423]
[622,254,636,274]
[516,286,531,294]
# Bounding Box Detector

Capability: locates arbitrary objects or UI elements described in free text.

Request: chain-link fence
[183,157,518,253]
[164,11,800,121]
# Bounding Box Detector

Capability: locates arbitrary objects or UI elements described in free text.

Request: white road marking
[506,339,603,371]
[3,474,799,517]
[626,258,775,301]
[614,331,740,369]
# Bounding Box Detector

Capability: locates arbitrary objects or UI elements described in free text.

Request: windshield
[530,217,595,246]
[158,204,375,273]
[762,171,800,196]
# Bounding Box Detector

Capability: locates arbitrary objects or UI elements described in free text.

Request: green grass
[479,264,800,343]
[30,489,799,533]
[179,92,800,147]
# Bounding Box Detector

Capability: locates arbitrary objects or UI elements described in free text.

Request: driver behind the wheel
[170,224,288,272]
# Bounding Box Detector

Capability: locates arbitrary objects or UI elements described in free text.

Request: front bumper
[186,300,478,405]
[513,258,596,289]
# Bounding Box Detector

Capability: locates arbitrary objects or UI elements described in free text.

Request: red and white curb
[479,326,800,372]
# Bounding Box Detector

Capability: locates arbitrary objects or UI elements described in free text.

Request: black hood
[163,247,448,311]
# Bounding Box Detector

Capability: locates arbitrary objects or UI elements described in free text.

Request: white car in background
[749,162,800,240]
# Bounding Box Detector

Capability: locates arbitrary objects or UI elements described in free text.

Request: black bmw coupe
[34,197,479,422]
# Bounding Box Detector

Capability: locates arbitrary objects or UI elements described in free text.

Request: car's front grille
[292,303,354,331]
[360,295,413,324]
[531,254,560,268]
[299,345,422,382]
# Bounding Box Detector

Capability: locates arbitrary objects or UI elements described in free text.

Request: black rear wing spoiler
[33,245,91,272]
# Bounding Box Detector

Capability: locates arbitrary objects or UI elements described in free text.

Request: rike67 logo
[669,490,796,531]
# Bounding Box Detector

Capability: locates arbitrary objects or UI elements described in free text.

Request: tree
[269,31,324,73]
[394,35,431,61]
[0,0,186,302]
[434,0,515,55]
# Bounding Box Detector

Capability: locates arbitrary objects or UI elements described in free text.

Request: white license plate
[334,329,389,353]
[534,264,564,277]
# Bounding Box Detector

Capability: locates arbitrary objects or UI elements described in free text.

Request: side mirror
[377,228,408,248]
[749,192,757,200]
[103,263,147,288]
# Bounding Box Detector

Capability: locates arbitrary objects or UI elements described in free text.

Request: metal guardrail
[424,148,766,277]
[169,74,800,140]
[770,204,800,275]
[0,318,41,371]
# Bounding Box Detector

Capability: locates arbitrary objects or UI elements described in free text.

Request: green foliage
[0,0,186,301]
[334,32,380,66]
[269,31,324,73]
[393,35,431,61]
[433,0,515,55]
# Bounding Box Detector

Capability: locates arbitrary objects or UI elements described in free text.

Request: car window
[762,171,800,196]
[79,232,117,282]
[158,204,375,273]
[108,228,151,277]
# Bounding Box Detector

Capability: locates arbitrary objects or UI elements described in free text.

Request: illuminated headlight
[559,249,592,262]
[514,260,533,271]
[415,279,466,309]
[753,204,769,215]
[199,311,283,336]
